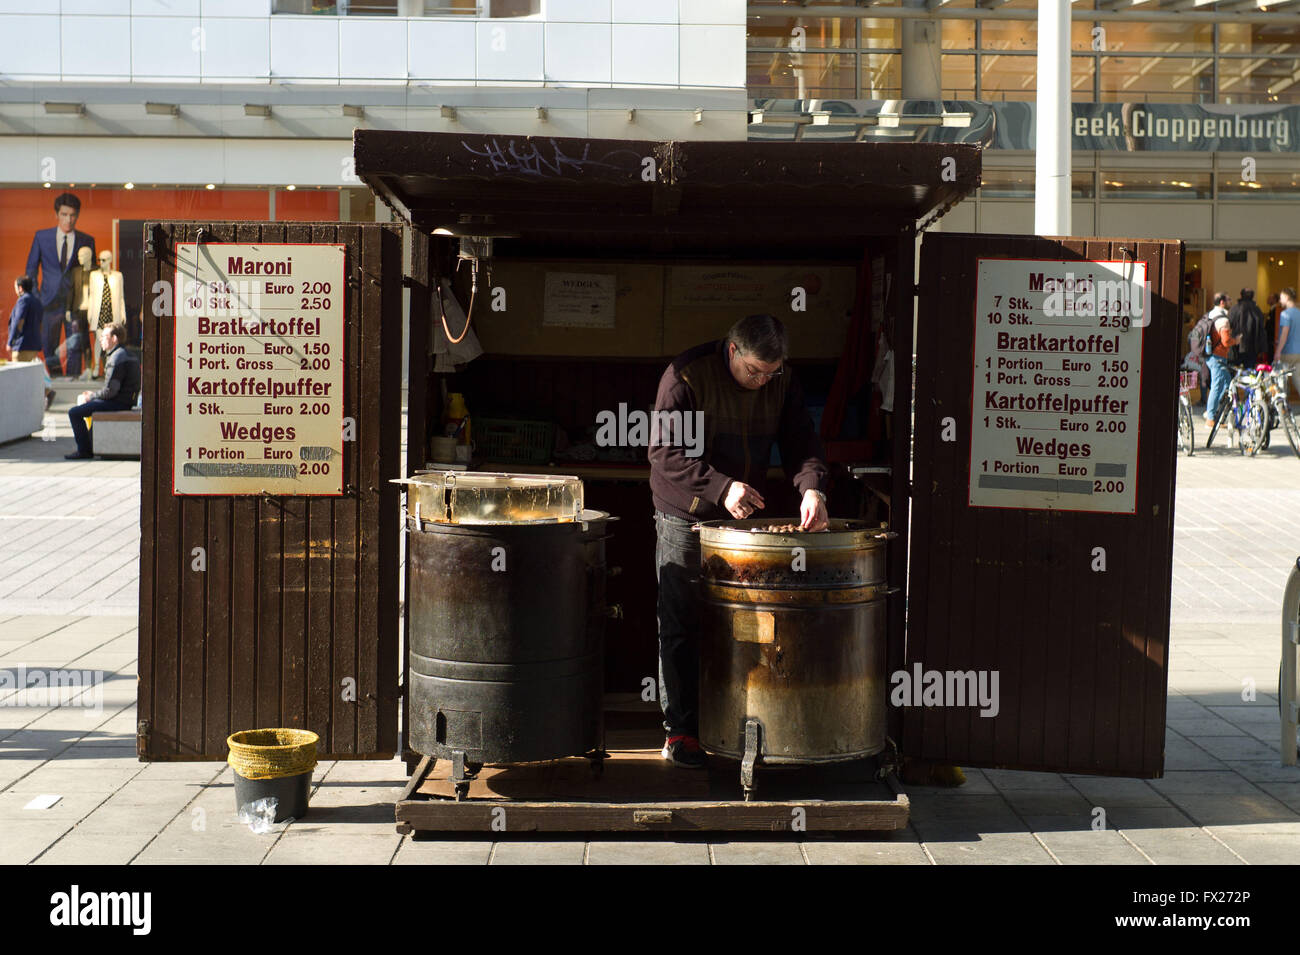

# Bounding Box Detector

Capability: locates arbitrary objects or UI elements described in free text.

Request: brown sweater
[648,340,828,521]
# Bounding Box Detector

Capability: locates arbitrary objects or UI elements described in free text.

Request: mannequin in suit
[88,249,126,378]
[25,192,94,376]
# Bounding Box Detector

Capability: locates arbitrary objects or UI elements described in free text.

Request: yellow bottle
[444,392,471,445]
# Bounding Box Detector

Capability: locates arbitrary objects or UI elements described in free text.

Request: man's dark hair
[1240,288,1255,300]
[106,323,127,346]
[16,275,33,293]
[1214,291,1230,306]
[1282,287,1297,302]
[727,314,788,363]
[52,192,81,214]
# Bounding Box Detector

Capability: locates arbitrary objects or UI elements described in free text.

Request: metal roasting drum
[694,518,893,799]
[395,471,610,799]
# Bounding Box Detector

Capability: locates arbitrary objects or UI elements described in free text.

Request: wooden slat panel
[906,232,1182,777]
[229,222,263,739]
[356,224,382,751]
[152,222,182,754]
[1040,236,1090,771]
[402,228,432,763]
[984,234,1035,769]
[306,225,336,747]
[885,237,910,747]
[136,222,163,757]
[200,222,237,756]
[906,233,947,761]
[138,220,403,759]
[334,223,364,756]
[374,224,403,755]
[278,222,311,734]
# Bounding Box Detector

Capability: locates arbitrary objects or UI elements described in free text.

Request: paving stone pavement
[2,385,1299,864]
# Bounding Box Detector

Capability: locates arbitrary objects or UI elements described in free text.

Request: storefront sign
[542,271,616,328]
[172,243,345,496]
[750,98,1300,153]
[968,258,1146,514]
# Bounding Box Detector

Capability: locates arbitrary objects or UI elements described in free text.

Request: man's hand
[724,481,765,520]
[77,391,94,404]
[799,489,829,531]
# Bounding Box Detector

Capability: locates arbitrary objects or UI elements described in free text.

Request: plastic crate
[475,417,555,465]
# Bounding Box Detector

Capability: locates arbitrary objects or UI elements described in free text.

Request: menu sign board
[172,243,345,496]
[968,258,1146,514]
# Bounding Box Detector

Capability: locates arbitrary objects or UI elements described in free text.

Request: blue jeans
[68,398,132,456]
[655,510,701,738]
[1206,354,1232,421]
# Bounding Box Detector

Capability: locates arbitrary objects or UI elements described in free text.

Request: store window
[861,53,902,99]
[1219,56,1300,104]
[1100,55,1212,103]
[1218,170,1300,199]
[1100,171,1212,199]
[747,17,860,50]
[979,54,1094,102]
[1219,22,1300,56]
[860,18,899,49]
[747,51,857,100]
[979,170,1095,199]
[943,19,975,51]
[942,54,976,100]
[1097,22,1213,54]
[978,20,1096,54]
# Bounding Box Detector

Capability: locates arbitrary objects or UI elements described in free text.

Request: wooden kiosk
[135,131,1184,834]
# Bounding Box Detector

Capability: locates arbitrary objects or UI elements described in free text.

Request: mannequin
[87,249,126,378]
[68,246,94,379]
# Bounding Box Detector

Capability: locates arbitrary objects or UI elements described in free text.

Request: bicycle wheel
[1178,399,1195,456]
[1280,399,1300,460]
[1242,396,1268,456]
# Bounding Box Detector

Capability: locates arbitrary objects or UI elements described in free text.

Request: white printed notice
[542,272,616,328]
[172,243,345,496]
[969,258,1147,514]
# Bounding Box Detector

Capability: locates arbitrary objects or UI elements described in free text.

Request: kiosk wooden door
[137,221,405,760]
[906,233,1184,778]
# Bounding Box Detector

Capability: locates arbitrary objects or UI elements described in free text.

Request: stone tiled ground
[2,382,1299,863]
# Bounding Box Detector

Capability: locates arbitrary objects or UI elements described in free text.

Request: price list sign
[172,243,345,496]
[969,258,1147,514]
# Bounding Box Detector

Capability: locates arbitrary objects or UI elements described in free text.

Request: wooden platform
[395,710,909,834]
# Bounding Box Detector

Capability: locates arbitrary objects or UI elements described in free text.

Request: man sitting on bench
[66,323,138,460]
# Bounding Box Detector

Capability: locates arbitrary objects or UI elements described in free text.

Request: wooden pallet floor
[395,710,909,834]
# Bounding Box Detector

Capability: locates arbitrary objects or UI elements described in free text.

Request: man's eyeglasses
[739,356,784,383]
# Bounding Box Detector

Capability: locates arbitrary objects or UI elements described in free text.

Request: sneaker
[64,451,93,460]
[661,735,707,769]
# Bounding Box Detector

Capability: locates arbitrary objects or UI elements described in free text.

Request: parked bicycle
[1262,365,1300,460]
[1177,369,1196,456]
[1205,365,1269,455]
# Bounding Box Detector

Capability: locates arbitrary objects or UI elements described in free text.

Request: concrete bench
[0,361,45,444]
[92,410,142,458]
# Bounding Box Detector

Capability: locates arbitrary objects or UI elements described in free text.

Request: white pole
[1035,0,1071,236]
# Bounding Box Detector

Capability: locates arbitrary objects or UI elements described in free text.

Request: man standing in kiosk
[648,314,830,768]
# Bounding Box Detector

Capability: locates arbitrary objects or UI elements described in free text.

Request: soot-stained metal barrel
[697,519,891,764]
[402,473,604,765]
